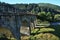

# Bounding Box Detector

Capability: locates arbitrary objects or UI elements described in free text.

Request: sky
[0,0,60,6]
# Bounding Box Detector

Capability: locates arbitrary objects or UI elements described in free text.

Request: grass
[0,25,60,40]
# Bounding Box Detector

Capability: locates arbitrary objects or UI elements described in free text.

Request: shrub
[30,33,60,40]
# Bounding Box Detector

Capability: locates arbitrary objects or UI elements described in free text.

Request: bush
[38,28,55,32]
[31,28,55,35]
[30,33,60,40]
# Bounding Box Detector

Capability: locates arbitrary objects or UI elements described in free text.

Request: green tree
[54,14,60,21]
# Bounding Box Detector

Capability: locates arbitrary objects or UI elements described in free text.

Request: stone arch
[21,20,29,33]
[22,20,29,27]
[22,17,29,23]
[20,17,31,40]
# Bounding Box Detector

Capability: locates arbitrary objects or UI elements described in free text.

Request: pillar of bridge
[9,16,21,40]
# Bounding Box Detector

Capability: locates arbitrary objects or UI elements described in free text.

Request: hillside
[13,3,60,22]
[14,3,60,40]
[0,2,60,40]
[13,3,60,14]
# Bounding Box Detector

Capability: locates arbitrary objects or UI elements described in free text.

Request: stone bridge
[0,2,36,40]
